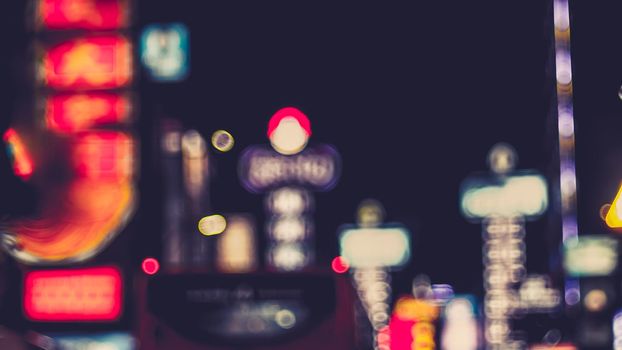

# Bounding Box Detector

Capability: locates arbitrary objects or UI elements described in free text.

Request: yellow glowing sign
[606,183,622,228]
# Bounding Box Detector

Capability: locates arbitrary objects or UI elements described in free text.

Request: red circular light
[331,256,349,274]
[142,258,160,275]
[267,107,312,139]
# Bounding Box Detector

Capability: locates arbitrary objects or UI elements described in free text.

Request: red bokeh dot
[331,256,349,274]
[142,258,160,275]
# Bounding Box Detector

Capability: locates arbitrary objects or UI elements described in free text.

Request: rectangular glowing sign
[339,225,410,268]
[24,266,123,322]
[530,345,576,350]
[41,36,132,90]
[46,93,130,133]
[564,236,618,277]
[460,172,548,220]
[37,0,128,30]
[47,333,135,350]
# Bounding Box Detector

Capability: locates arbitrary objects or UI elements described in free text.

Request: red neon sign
[42,36,132,90]
[3,128,34,180]
[24,266,123,321]
[38,0,128,30]
[45,93,130,133]
[72,131,133,180]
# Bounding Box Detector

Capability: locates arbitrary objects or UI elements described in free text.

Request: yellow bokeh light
[584,289,607,312]
[198,214,227,236]
[211,130,234,152]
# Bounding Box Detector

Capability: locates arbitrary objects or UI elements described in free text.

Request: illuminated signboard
[45,93,131,133]
[239,144,340,193]
[24,267,123,321]
[141,23,189,82]
[460,172,548,220]
[36,0,129,30]
[40,35,132,90]
[564,236,618,277]
[339,225,410,268]
[46,332,135,350]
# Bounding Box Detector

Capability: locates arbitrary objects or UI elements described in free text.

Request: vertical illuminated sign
[338,199,411,349]
[238,107,341,271]
[459,144,551,349]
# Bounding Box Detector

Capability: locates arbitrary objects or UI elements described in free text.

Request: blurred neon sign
[141,23,189,82]
[2,128,34,180]
[239,145,340,193]
[37,0,128,30]
[460,173,548,220]
[564,236,618,277]
[41,36,132,90]
[390,297,439,350]
[24,267,123,321]
[72,131,134,180]
[339,226,410,268]
[45,93,130,133]
[2,177,134,264]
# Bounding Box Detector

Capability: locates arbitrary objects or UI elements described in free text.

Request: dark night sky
[2,0,620,302]
[137,0,554,296]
